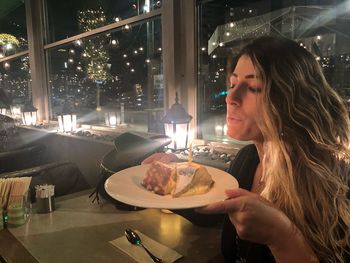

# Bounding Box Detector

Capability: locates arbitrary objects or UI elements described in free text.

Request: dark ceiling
[0,0,23,19]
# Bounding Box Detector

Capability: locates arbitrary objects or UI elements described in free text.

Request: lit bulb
[5,43,13,50]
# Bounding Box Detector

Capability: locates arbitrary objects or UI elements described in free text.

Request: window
[47,17,163,133]
[0,1,28,57]
[0,1,29,112]
[0,55,30,113]
[197,0,350,142]
[46,0,162,43]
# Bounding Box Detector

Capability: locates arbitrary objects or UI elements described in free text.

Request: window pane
[0,2,28,58]
[0,55,31,116]
[198,0,350,142]
[46,0,162,43]
[47,17,163,133]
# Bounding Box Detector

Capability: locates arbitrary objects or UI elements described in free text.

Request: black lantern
[58,100,77,133]
[104,111,118,127]
[162,93,192,151]
[10,104,21,119]
[22,101,37,126]
[0,101,8,115]
[103,104,119,127]
[0,89,11,115]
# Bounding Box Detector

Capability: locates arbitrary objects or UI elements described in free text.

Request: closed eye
[228,84,261,94]
[248,87,262,93]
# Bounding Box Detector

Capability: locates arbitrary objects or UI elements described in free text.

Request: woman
[199,36,350,262]
[144,36,350,262]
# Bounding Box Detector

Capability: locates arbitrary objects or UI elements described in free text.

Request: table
[0,190,224,263]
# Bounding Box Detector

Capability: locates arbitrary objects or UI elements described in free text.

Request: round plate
[104,163,238,209]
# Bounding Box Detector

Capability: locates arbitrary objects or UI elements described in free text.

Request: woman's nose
[226,82,245,105]
[226,88,239,105]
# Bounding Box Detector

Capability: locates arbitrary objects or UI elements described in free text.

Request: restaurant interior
[0,0,350,262]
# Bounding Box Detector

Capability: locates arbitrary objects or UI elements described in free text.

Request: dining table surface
[0,190,224,263]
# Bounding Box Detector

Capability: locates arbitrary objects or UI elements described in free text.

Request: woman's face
[226,55,264,142]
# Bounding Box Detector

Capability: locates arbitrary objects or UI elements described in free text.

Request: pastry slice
[172,162,214,197]
[141,161,176,195]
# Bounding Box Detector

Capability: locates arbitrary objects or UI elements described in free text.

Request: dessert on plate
[141,161,176,195]
[141,161,214,197]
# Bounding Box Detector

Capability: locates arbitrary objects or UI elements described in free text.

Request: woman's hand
[197,188,319,262]
[142,152,179,164]
[197,188,292,246]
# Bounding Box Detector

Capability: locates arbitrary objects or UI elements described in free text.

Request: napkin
[110,230,183,263]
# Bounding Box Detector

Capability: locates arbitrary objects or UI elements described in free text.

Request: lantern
[10,104,21,118]
[58,101,77,133]
[162,93,192,151]
[103,104,121,127]
[105,111,118,127]
[0,105,7,115]
[22,101,37,126]
[0,101,10,115]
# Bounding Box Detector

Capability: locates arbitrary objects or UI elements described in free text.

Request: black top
[223,144,350,263]
[222,144,275,263]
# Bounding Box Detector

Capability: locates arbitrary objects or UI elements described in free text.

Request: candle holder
[57,100,77,133]
[21,101,37,126]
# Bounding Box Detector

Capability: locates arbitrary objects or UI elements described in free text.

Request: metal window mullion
[43,9,162,50]
[0,50,29,64]
[181,0,197,139]
[25,0,49,122]
[162,0,197,138]
[162,0,177,110]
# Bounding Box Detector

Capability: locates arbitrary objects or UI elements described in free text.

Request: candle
[188,143,193,165]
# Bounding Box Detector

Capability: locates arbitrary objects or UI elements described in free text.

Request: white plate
[104,163,239,209]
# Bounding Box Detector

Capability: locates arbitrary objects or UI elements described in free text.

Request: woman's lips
[227,115,243,122]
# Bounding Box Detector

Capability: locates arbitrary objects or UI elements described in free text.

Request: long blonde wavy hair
[236,36,350,262]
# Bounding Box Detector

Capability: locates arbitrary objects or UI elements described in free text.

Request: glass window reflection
[46,0,162,43]
[0,55,31,117]
[198,0,350,142]
[0,2,28,58]
[47,17,163,133]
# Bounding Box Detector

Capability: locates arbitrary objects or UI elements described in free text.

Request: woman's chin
[227,130,251,141]
[227,130,242,140]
